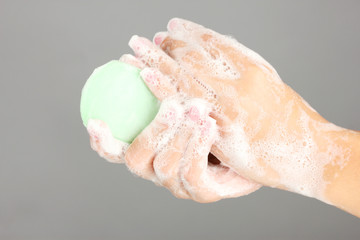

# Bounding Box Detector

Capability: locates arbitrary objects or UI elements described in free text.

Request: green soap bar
[80,60,160,143]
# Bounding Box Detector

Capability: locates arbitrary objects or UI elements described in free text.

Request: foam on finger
[140,67,178,101]
[87,119,129,163]
[153,31,169,46]
[119,54,146,69]
[166,18,281,83]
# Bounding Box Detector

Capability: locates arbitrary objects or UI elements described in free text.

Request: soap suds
[167,18,282,84]
[160,19,350,200]
[87,119,129,163]
[88,94,261,200]
[89,19,352,203]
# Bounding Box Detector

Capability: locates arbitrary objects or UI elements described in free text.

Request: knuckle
[124,152,135,169]
[182,50,204,63]
[161,179,174,190]
[161,38,187,52]
[124,148,155,180]
[200,33,214,43]
[173,189,189,200]
[181,170,194,188]
[180,170,221,203]
[124,151,142,173]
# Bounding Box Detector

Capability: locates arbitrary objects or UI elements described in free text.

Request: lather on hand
[88,18,360,217]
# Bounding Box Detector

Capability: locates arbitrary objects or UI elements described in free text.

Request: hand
[87,54,261,203]
[128,18,346,200]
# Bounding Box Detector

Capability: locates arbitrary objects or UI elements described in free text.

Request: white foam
[168,19,282,84]
[93,22,353,202]
[162,20,348,199]
[87,119,129,163]
[178,111,261,200]
[87,93,262,200]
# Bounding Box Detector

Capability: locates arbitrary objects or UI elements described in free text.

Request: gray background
[1,0,359,239]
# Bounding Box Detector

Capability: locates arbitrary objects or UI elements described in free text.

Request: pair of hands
[87,18,323,202]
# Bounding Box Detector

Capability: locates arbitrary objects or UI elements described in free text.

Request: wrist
[321,127,360,216]
[247,93,350,200]
[249,86,360,216]
[245,92,328,197]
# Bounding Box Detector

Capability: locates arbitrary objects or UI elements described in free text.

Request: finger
[167,18,277,76]
[153,31,169,46]
[153,25,207,68]
[167,18,220,47]
[120,53,180,101]
[124,97,183,182]
[180,105,261,202]
[87,119,129,163]
[153,125,193,199]
[154,32,187,59]
[140,67,178,101]
[163,21,240,81]
[166,18,240,58]
[166,18,242,70]
[119,54,146,69]
[129,35,211,100]
[180,106,221,202]
[129,35,181,77]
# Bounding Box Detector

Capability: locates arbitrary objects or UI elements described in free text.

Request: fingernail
[153,32,167,46]
[167,18,179,31]
[128,35,151,57]
[140,68,159,85]
[186,99,210,122]
[188,106,200,121]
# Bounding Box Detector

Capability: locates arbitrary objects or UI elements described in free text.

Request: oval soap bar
[80,60,160,143]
